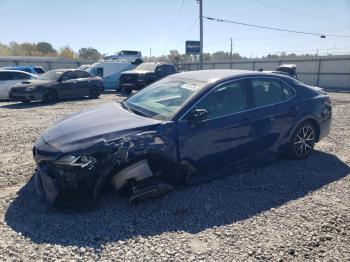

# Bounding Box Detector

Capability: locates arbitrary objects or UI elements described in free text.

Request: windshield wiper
[122,102,153,118]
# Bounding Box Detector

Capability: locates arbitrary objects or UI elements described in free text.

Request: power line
[175,17,199,49]
[204,16,350,38]
[250,0,350,24]
[206,26,350,48]
[163,0,186,54]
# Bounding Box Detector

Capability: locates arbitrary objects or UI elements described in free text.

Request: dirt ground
[0,92,349,261]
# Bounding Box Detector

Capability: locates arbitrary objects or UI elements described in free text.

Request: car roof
[173,69,283,83]
[0,69,34,75]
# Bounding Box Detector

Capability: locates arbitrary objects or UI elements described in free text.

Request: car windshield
[123,77,207,120]
[38,70,64,80]
[135,63,158,71]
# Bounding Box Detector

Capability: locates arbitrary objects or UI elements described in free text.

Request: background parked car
[104,50,143,65]
[119,62,176,94]
[86,60,133,91]
[9,69,103,103]
[0,70,38,99]
[2,66,45,75]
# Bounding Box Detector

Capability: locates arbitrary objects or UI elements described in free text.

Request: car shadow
[4,151,350,248]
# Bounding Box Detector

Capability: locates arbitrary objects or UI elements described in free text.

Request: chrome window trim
[177,76,297,122]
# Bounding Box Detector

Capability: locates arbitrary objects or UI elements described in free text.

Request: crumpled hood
[38,103,162,153]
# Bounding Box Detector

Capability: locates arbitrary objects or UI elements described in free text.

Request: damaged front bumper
[35,154,107,204]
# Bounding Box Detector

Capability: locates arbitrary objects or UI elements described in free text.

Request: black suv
[119,62,176,93]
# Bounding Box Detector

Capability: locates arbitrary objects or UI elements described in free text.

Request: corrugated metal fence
[180,55,350,90]
[1,55,349,90]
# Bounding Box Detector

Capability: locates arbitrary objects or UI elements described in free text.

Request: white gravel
[0,92,349,261]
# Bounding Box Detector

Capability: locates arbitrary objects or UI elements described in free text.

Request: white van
[86,61,133,91]
[0,70,38,99]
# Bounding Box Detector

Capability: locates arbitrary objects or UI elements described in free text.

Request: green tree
[78,47,101,61]
[37,42,57,55]
[0,43,11,56]
[60,46,76,59]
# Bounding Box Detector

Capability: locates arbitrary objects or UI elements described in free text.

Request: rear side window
[62,71,75,80]
[34,67,45,74]
[15,72,31,80]
[5,72,30,80]
[250,78,294,107]
[195,80,247,119]
[75,70,90,79]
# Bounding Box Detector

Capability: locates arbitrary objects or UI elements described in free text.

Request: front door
[176,79,255,173]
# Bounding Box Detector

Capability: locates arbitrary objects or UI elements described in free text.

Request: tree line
[0,41,326,62]
[0,41,102,61]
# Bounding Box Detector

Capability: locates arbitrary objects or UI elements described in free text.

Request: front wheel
[289,121,316,159]
[122,86,132,94]
[89,86,100,99]
[43,89,57,104]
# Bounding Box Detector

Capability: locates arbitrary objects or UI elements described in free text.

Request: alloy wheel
[293,125,315,158]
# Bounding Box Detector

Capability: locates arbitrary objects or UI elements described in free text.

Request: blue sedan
[33,70,332,204]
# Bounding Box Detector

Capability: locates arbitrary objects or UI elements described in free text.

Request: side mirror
[187,109,208,127]
[59,76,68,82]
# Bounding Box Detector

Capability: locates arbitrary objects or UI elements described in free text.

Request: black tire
[122,86,132,94]
[289,121,316,159]
[89,86,100,99]
[43,89,57,104]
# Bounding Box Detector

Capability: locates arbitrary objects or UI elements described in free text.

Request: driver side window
[62,71,75,81]
[194,80,247,119]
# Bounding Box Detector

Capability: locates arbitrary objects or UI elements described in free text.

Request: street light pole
[199,0,203,69]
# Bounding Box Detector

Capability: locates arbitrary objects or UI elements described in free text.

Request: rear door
[74,70,91,96]
[247,77,297,156]
[177,79,256,174]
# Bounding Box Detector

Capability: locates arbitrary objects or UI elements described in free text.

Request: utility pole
[150,48,152,61]
[229,37,233,60]
[198,0,203,69]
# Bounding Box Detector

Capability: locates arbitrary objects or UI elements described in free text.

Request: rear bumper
[318,107,332,141]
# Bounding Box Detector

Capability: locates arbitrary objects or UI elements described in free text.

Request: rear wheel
[289,121,316,159]
[43,89,57,104]
[89,86,100,99]
[122,86,132,94]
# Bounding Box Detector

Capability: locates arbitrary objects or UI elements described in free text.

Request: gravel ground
[0,92,349,261]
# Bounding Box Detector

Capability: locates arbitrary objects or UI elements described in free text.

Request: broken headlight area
[45,155,99,192]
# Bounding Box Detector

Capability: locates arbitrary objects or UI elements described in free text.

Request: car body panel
[87,61,133,90]
[0,70,38,99]
[32,69,332,204]
[119,63,176,91]
[9,69,103,102]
